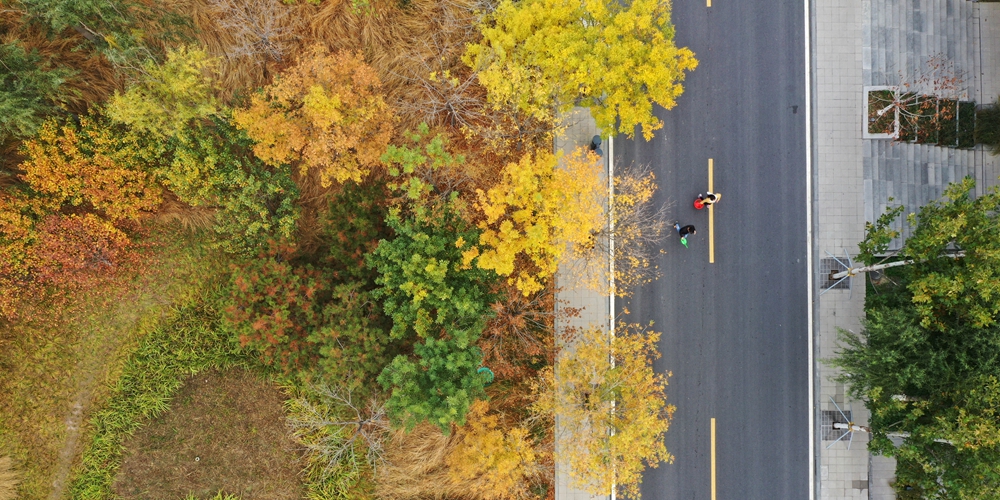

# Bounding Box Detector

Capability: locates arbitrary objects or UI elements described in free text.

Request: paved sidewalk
[814,1,871,497]
[553,107,611,500]
[816,1,1000,499]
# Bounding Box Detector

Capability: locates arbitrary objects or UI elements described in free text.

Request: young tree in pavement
[464,0,698,140]
[532,322,673,498]
[856,177,1000,332]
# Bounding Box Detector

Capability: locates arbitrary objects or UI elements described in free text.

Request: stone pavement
[814,0,871,498]
[817,1,1000,499]
[553,107,611,500]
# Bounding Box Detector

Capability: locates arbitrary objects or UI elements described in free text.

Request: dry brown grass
[377,417,553,500]
[153,191,217,231]
[169,0,485,123]
[376,423,466,500]
[0,11,121,114]
[111,369,305,500]
[0,456,20,500]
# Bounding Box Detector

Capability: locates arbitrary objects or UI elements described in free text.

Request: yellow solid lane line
[711,417,717,500]
[708,159,715,263]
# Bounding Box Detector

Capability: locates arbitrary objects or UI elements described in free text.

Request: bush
[0,41,75,141]
[165,117,300,254]
[225,244,395,393]
[975,101,1000,155]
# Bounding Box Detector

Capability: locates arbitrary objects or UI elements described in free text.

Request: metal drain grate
[819,258,851,290]
[821,409,852,440]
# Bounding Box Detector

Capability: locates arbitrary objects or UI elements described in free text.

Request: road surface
[616,1,810,499]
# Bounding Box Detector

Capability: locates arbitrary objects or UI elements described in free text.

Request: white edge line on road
[804,0,816,497]
[608,135,616,500]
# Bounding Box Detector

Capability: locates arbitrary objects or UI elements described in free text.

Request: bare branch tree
[870,54,967,139]
[209,0,297,64]
[569,161,673,298]
[286,384,390,478]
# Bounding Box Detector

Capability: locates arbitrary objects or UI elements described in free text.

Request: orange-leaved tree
[474,146,605,295]
[446,400,543,500]
[0,116,159,319]
[18,117,163,222]
[533,322,674,497]
[232,44,395,187]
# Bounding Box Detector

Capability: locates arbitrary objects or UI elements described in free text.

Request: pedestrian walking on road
[674,223,696,248]
[694,192,722,210]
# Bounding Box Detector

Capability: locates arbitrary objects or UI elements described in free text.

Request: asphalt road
[616,1,810,499]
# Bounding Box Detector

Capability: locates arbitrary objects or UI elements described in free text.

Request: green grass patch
[976,101,1000,154]
[936,98,958,147]
[0,226,221,500]
[958,101,976,149]
[66,274,263,499]
[915,96,938,144]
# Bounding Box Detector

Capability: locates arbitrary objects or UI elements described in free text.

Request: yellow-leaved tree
[569,162,672,298]
[464,0,698,140]
[105,45,221,138]
[533,323,674,497]
[474,146,605,295]
[446,400,543,500]
[232,44,395,187]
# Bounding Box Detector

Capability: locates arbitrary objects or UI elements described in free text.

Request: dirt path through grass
[44,235,213,500]
[46,292,163,500]
[0,230,213,500]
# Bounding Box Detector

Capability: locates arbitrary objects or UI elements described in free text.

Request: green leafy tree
[379,123,466,201]
[836,315,1000,499]
[165,116,299,254]
[834,177,1000,499]
[464,0,698,140]
[317,180,392,283]
[106,45,220,138]
[0,41,76,141]
[858,178,1000,331]
[367,199,499,431]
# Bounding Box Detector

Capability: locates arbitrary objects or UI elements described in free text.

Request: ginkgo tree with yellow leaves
[533,323,674,497]
[475,146,605,295]
[465,0,698,140]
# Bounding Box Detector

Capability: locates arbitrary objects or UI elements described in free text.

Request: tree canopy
[533,323,673,497]
[368,199,499,432]
[464,0,697,140]
[232,44,395,187]
[836,178,1000,498]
